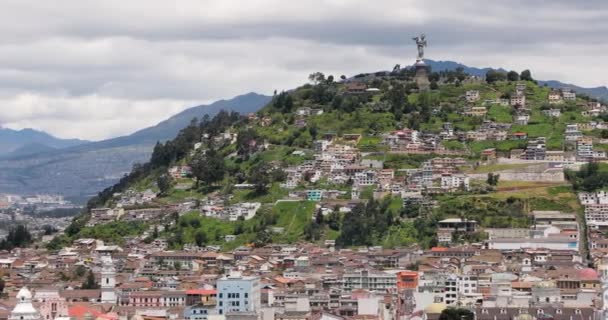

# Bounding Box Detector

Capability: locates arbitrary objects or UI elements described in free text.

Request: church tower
[10,287,41,320]
[100,255,117,304]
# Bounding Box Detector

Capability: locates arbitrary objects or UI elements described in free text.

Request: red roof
[431,247,448,252]
[578,268,599,281]
[68,305,103,318]
[185,289,217,295]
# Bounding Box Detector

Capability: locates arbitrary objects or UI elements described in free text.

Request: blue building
[217,272,261,315]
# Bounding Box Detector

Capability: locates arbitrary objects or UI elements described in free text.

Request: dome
[578,268,599,281]
[16,287,32,301]
[424,303,447,314]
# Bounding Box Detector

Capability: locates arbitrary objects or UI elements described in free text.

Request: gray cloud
[0,0,606,140]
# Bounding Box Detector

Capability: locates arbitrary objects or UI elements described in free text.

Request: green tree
[520,69,533,81]
[194,230,208,247]
[74,265,87,278]
[157,174,174,196]
[485,70,507,83]
[439,308,474,320]
[249,163,272,194]
[190,148,225,188]
[507,70,519,81]
[81,270,99,289]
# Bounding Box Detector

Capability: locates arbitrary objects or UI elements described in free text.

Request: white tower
[10,287,41,320]
[100,255,117,304]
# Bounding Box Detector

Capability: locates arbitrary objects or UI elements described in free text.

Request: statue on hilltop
[412,34,427,62]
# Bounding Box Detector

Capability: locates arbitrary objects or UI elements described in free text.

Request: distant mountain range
[0,92,271,202]
[423,60,608,102]
[0,128,89,158]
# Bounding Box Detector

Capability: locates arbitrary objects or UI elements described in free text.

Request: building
[565,124,583,141]
[521,138,546,160]
[576,137,593,161]
[465,90,480,102]
[100,255,117,304]
[307,190,323,202]
[436,218,478,244]
[562,88,576,101]
[397,271,419,290]
[342,270,396,292]
[510,93,526,107]
[10,287,41,320]
[440,174,470,191]
[542,109,561,117]
[217,272,261,315]
[548,90,563,104]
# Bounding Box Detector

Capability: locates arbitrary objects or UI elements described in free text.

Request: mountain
[0,92,271,202]
[423,59,608,102]
[0,127,88,157]
[70,92,272,151]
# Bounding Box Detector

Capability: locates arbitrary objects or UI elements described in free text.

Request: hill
[424,59,608,102]
[57,67,596,251]
[0,127,88,158]
[0,93,271,201]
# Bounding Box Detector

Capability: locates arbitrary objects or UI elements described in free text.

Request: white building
[217,272,261,316]
[10,287,41,320]
[440,174,470,191]
[465,90,480,102]
[342,270,396,292]
[100,255,117,304]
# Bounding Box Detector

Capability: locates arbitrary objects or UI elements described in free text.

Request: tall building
[100,255,117,304]
[217,272,261,315]
[10,287,41,320]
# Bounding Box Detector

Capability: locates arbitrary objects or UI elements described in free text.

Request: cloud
[0,0,606,139]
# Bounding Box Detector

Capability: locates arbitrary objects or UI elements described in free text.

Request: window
[575,309,581,315]
[245,293,248,298]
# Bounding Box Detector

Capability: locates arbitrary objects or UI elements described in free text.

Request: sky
[0,0,607,141]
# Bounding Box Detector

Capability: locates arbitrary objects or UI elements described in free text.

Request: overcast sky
[0,0,606,140]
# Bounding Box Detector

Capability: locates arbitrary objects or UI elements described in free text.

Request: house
[440,174,470,191]
[561,88,576,101]
[465,90,480,102]
[464,106,487,117]
[481,148,497,161]
[542,108,561,117]
[510,93,526,107]
[513,114,530,125]
[565,124,583,141]
[548,90,563,104]
[345,82,367,94]
[510,132,528,140]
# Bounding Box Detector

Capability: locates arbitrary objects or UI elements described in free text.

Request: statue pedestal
[414,61,430,91]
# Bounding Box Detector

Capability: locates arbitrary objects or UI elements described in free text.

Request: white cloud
[0,0,606,140]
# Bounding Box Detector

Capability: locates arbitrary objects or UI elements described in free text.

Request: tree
[520,69,533,81]
[74,265,87,278]
[326,75,334,83]
[194,230,208,247]
[82,270,99,289]
[439,308,474,320]
[487,173,500,186]
[485,70,507,83]
[340,75,346,81]
[249,163,272,194]
[157,174,174,196]
[308,72,325,84]
[507,70,520,81]
[236,128,259,157]
[190,148,225,188]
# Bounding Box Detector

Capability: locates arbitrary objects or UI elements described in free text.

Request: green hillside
[56,68,603,251]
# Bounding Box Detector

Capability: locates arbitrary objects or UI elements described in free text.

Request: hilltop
[52,65,606,251]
